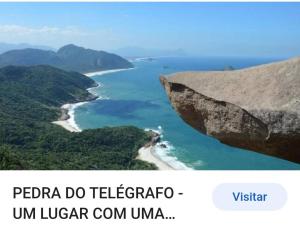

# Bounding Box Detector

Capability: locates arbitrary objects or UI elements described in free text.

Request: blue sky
[0,2,300,57]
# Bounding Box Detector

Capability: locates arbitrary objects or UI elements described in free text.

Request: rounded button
[213,183,287,210]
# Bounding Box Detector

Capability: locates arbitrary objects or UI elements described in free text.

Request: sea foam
[145,126,193,170]
[72,68,194,170]
[62,82,111,132]
[61,103,86,132]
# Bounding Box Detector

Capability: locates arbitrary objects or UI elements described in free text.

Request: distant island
[0,65,156,170]
[160,57,300,164]
[0,44,133,73]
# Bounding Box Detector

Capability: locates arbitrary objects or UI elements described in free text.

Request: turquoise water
[74,57,300,170]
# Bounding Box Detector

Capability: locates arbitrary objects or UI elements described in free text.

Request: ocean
[72,57,300,170]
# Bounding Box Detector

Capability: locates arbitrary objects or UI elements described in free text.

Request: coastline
[53,68,135,132]
[52,108,175,170]
[52,120,80,132]
[52,103,83,132]
[52,68,134,132]
[137,146,174,170]
[52,67,176,170]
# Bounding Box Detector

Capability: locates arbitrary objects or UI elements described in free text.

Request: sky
[0,2,300,58]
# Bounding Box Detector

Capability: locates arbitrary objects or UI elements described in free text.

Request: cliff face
[160,57,300,164]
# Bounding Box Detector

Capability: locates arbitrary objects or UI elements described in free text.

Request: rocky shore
[137,130,175,170]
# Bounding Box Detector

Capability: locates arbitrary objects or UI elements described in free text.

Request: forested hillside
[0,44,133,73]
[0,65,155,170]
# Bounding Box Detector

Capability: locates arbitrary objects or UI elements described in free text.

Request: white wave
[96,95,110,100]
[87,83,102,96]
[60,79,111,132]
[61,102,87,132]
[87,83,110,100]
[131,57,151,62]
[61,94,110,132]
[87,83,102,92]
[144,126,163,135]
[144,127,193,170]
[190,160,206,167]
[154,141,193,170]
[84,67,135,77]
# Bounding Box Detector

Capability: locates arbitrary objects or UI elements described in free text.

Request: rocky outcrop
[144,130,161,148]
[160,57,300,163]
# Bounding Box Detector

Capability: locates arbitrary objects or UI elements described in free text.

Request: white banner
[0,171,299,228]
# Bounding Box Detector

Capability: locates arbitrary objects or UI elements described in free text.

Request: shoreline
[52,67,176,170]
[52,103,83,133]
[52,120,80,132]
[137,146,175,170]
[53,110,175,170]
[53,67,134,132]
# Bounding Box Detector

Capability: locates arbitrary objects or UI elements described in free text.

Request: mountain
[0,49,62,68]
[0,44,133,73]
[113,46,187,58]
[56,44,133,72]
[0,65,155,170]
[0,42,54,54]
[160,57,300,164]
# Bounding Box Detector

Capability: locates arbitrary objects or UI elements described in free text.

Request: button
[213,183,287,210]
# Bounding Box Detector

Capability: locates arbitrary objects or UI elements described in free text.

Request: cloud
[0,24,102,49]
[0,24,88,37]
[0,24,125,51]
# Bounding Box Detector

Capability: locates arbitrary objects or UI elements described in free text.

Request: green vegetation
[0,44,133,73]
[0,65,156,170]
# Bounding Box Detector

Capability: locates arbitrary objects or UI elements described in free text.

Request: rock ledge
[160,57,300,163]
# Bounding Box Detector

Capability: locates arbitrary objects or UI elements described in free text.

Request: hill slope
[160,57,300,164]
[0,42,54,54]
[0,65,155,170]
[0,44,133,73]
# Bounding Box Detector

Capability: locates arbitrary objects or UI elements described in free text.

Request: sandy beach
[52,68,134,132]
[53,113,174,170]
[52,67,175,170]
[52,120,80,132]
[53,111,175,170]
[52,103,83,132]
[137,146,175,170]
[52,104,176,170]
